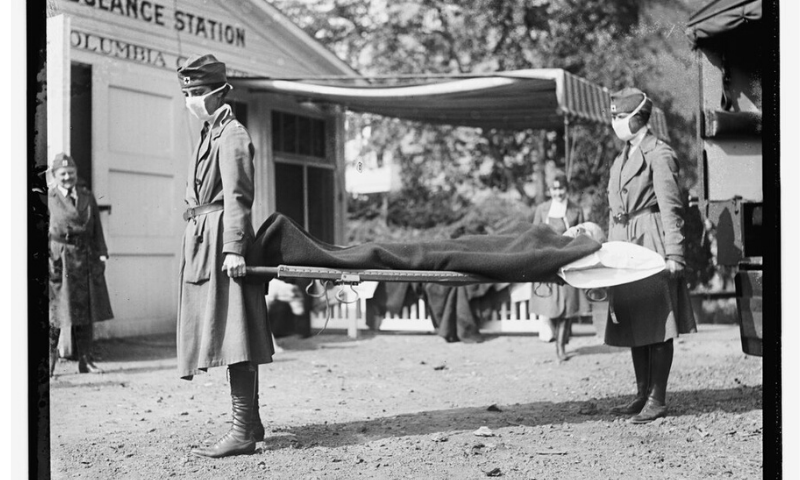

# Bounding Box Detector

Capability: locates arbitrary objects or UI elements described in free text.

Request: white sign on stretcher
[557,241,667,289]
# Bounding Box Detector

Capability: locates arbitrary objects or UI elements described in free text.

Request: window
[272,110,335,243]
[272,110,327,160]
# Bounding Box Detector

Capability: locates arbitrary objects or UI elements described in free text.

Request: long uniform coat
[177,105,273,380]
[605,131,696,347]
[529,200,585,319]
[49,185,114,328]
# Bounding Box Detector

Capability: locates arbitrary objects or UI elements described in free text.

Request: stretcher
[247,265,496,307]
[247,241,666,291]
[246,240,667,336]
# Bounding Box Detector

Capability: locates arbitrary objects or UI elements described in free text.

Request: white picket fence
[309,283,548,337]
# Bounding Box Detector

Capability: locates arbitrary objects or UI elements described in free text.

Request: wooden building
[46,0,359,338]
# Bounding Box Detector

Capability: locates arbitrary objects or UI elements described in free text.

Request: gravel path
[49,323,763,479]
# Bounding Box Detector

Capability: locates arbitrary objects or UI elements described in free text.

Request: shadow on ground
[91,331,372,360]
[570,343,628,356]
[262,385,763,451]
[275,331,386,351]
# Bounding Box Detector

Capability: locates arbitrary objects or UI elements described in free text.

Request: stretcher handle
[246,266,279,278]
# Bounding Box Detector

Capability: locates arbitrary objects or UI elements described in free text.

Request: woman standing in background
[529,172,584,361]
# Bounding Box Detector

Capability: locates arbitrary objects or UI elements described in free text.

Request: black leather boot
[76,325,103,374]
[630,340,673,424]
[610,345,650,415]
[252,372,265,442]
[192,365,257,458]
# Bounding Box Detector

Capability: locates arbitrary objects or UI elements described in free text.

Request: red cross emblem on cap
[183,77,191,85]
[61,160,69,167]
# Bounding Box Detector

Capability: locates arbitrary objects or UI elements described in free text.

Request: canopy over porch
[231,68,669,177]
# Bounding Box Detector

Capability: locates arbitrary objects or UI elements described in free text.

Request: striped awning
[231,68,669,140]
[685,0,762,45]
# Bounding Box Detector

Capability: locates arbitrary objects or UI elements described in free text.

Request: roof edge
[245,1,362,78]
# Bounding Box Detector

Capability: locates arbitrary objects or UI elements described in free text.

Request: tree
[271,0,703,243]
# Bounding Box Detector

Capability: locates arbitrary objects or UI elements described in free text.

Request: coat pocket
[183,231,213,284]
[637,217,667,258]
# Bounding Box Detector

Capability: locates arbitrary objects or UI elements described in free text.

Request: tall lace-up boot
[192,364,257,458]
[251,371,265,442]
[630,340,673,424]
[610,345,650,415]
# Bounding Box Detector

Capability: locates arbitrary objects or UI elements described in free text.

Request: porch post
[564,116,571,181]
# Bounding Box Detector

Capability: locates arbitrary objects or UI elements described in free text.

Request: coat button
[621,188,628,194]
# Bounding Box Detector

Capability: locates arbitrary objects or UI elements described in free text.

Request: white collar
[547,197,568,218]
[57,185,76,198]
[204,104,232,131]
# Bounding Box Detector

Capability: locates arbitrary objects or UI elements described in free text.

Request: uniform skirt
[604,270,696,347]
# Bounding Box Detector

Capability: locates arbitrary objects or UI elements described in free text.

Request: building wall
[48,0,354,338]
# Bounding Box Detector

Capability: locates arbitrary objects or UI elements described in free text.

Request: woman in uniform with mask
[176,54,274,457]
[605,87,696,424]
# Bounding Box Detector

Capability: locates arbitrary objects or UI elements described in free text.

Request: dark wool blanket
[247,213,602,283]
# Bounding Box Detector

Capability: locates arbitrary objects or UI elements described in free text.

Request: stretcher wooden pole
[246,266,499,340]
[246,265,497,285]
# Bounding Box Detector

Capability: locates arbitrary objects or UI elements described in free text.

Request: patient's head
[563,222,606,243]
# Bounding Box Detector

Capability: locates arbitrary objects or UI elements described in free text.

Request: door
[91,65,188,336]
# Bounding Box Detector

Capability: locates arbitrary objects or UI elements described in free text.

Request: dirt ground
[48,323,763,479]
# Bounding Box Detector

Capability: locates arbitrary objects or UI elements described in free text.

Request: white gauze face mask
[612,95,648,141]
[185,84,228,121]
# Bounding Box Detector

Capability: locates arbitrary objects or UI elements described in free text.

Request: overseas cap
[610,87,653,122]
[177,54,227,88]
[51,153,76,172]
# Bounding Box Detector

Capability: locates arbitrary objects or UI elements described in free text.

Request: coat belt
[612,205,660,226]
[183,202,223,222]
[50,232,88,245]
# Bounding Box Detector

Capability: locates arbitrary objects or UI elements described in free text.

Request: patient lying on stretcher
[559,222,665,289]
[563,222,606,243]
[247,212,665,289]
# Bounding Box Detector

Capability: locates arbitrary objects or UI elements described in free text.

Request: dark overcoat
[529,199,585,319]
[605,131,696,347]
[48,185,114,328]
[177,105,273,380]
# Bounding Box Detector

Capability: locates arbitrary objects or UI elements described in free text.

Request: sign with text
[70,29,251,76]
[66,0,246,48]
